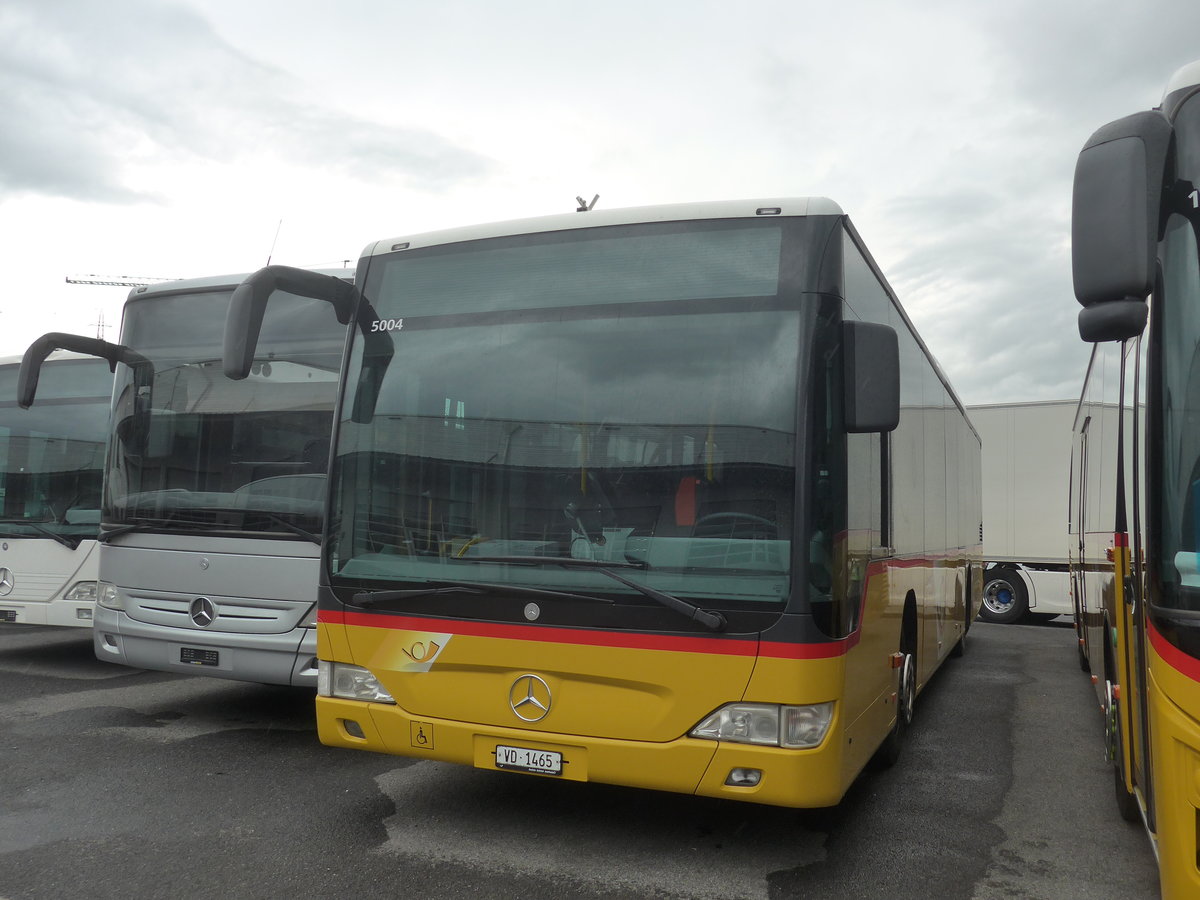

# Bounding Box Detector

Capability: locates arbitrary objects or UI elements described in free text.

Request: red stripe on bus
[1148,618,1200,683]
[322,609,853,659]
[1114,532,1129,548]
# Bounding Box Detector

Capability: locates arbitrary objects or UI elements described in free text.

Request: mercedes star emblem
[189,596,217,628]
[0,568,13,597]
[509,674,552,722]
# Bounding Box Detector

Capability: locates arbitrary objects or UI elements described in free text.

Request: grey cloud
[882,174,1087,405]
[0,0,492,203]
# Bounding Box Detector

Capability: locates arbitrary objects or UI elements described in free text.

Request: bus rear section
[0,353,111,627]
[224,198,980,804]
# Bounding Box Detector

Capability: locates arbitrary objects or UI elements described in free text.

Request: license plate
[0,610,15,623]
[180,647,219,666]
[495,744,563,776]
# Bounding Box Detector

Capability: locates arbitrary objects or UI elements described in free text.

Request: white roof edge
[0,350,104,368]
[965,400,1079,410]
[128,267,353,298]
[1165,59,1200,99]
[363,197,844,257]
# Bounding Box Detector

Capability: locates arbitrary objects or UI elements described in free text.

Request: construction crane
[65,274,178,287]
[65,274,181,339]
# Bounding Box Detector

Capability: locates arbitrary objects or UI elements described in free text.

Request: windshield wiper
[354,579,614,607]
[463,555,726,632]
[99,523,147,542]
[0,519,79,550]
[102,512,320,543]
[259,512,321,545]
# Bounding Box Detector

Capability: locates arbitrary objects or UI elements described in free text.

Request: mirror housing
[19,332,150,409]
[843,321,899,434]
[1077,298,1150,343]
[223,265,357,380]
[1071,110,1173,342]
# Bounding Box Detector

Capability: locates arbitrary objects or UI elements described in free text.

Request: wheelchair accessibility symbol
[410,721,434,750]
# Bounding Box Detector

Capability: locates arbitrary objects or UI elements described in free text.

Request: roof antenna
[576,194,599,212]
[266,219,283,265]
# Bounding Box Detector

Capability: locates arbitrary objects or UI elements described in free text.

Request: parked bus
[19,269,350,685]
[227,199,982,806]
[1070,59,1200,898]
[0,352,111,627]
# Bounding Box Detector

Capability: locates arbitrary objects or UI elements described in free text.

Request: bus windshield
[105,287,342,539]
[330,219,812,606]
[1156,89,1200,612]
[0,357,109,545]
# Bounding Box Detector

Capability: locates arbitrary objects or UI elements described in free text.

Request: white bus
[0,351,111,627]
[19,270,350,684]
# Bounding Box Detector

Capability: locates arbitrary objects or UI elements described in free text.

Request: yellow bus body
[316,555,969,808]
[1147,624,1200,900]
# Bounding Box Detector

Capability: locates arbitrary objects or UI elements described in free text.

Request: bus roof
[0,350,108,369]
[124,269,352,302]
[361,197,845,258]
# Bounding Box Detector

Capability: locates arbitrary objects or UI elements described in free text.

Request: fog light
[76,608,93,620]
[342,719,365,739]
[726,768,762,786]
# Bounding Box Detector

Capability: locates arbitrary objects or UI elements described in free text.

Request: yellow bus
[226,198,982,807]
[1070,60,1200,898]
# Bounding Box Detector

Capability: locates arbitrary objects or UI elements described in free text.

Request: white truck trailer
[969,401,1076,623]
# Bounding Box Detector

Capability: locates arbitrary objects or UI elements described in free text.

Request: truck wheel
[981,567,1028,624]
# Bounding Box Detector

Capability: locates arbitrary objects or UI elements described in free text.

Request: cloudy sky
[2,0,1198,405]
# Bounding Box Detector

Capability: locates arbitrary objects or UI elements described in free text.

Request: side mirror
[843,321,899,433]
[1071,110,1173,341]
[223,265,357,380]
[19,332,151,409]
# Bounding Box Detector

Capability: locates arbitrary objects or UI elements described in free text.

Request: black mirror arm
[223,265,358,380]
[18,332,151,408]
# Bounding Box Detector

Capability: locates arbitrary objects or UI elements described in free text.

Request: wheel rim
[984,580,1016,614]
[1104,681,1119,762]
[899,655,915,725]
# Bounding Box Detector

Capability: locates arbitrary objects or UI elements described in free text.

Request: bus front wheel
[872,651,915,769]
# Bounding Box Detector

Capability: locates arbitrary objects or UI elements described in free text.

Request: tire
[950,570,973,657]
[980,567,1029,624]
[1114,760,1141,823]
[1105,680,1141,823]
[872,651,915,769]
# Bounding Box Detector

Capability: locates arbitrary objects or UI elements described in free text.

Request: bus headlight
[318,660,395,704]
[690,702,833,749]
[64,580,99,602]
[96,581,123,611]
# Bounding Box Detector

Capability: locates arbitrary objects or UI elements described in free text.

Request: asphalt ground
[0,618,1161,900]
